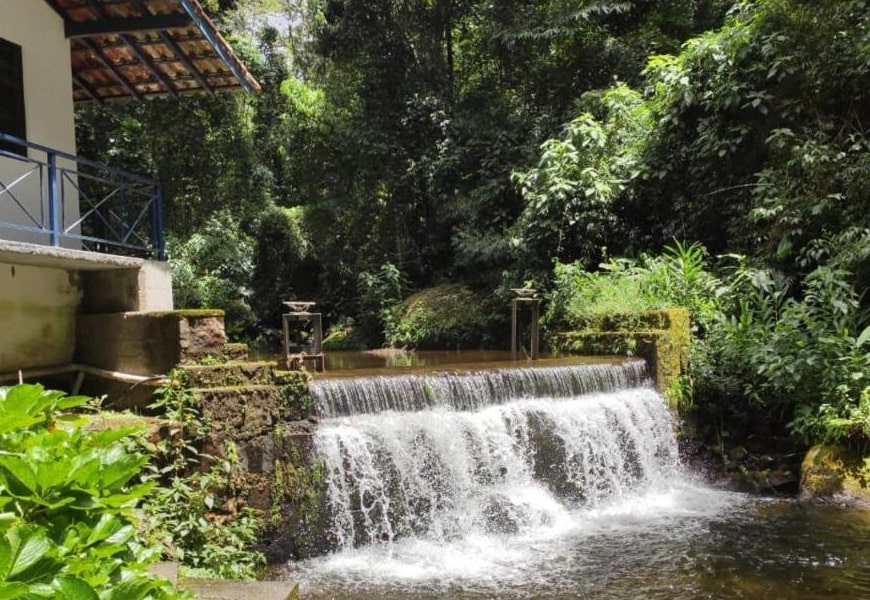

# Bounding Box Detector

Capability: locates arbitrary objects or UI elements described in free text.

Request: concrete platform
[149,565,300,600]
[181,578,300,600]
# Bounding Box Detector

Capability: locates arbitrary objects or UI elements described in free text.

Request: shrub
[321,324,367,351]
[356,262,408,346]
[168,210,256,338]
[544,241,724,334]
[386,284,496,349]
[0,384,182,600]
[250,206,318,335]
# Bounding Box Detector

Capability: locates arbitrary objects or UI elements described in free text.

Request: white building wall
[0,262,79,373]
[0,0,79,246]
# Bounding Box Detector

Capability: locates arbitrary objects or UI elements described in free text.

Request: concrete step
[181,578,299,600]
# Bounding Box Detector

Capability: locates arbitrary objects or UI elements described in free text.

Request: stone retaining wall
[549,308,691,407]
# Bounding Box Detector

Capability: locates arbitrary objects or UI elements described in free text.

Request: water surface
[283,489,870,600]
[282,359,870,600]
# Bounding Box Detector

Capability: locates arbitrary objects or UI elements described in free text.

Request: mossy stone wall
[549,308,691,407]
[188,366,330,561]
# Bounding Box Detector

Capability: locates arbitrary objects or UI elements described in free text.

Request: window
[0,38,26,155]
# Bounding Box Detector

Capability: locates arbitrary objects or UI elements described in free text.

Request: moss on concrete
[149,309,226,319]
[173,363,324,561]
[549,308,691,409]
[182,361,278,388]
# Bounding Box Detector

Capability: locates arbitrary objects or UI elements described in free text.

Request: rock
[800,444,870,501]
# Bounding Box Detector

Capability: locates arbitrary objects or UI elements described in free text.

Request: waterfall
[310,361,679,552]
[311,360,648,418]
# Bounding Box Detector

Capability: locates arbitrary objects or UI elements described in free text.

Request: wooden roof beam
[65,14,193,38]
[178,0,258,93]
[157,32,213,92]
[71,72,104,104]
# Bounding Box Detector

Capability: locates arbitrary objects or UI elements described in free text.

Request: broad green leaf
[8,533,50,577]
[0,526,56,585]
[53,576,99,600]
[0,582,28,600]
[856,325,870,348]
[0,458,38,500]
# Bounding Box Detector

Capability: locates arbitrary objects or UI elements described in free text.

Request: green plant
[0,384,183,599]
[513,84,653,267]
[693,255,870,447]
[144,374,265,580]
[168,210,256,337]
[356,262,409,346]
[543,241,724,334]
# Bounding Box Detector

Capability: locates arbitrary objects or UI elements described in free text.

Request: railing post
[153,183,166,260]
[47,151,60,246]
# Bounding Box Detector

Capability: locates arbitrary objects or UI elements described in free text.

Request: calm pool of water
[280,485,870,600]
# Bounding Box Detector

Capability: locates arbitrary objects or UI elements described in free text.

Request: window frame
[0,37,27,156]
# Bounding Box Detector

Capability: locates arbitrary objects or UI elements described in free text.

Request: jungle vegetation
[75,0,869,449]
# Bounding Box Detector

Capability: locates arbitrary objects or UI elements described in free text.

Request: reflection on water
[281,489,870,600]
[319,350,632,379]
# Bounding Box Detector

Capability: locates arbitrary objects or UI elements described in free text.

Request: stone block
[548,308,691,404]
[75,310,228,376]
[137,260,174,311]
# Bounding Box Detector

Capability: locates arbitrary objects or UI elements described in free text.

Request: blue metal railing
[0,132,165,260]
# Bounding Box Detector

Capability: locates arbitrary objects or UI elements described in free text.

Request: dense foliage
[0,385,182,599]
[546,239,870,449]
[75,0,731,342]
[74,0,868,448]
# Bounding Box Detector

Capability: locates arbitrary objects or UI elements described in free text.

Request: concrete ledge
[0,239,147,271]
[75,310,228,376]
[549,308,691,406]
[180,579,299,600]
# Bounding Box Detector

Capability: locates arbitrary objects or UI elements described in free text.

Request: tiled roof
[44,0,260,102]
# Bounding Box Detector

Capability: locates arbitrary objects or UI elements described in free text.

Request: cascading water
[284,360,870,600]
[310,361,679,550]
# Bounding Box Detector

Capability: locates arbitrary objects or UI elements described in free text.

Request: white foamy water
[291,482,742,590]
[314,373,684,547]
[283,365,870,600]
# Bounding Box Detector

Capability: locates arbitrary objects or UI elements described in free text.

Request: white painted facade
[0,0,80,246]
[0,1,174,376]
[0,0,76,153]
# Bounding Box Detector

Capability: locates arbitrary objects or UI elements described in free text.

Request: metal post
[282,313,291,369]
[312,313,323,355]
[47,151,59,246]
[530,300,540,360]
[511,299,518,360]
[154,184,166,260]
